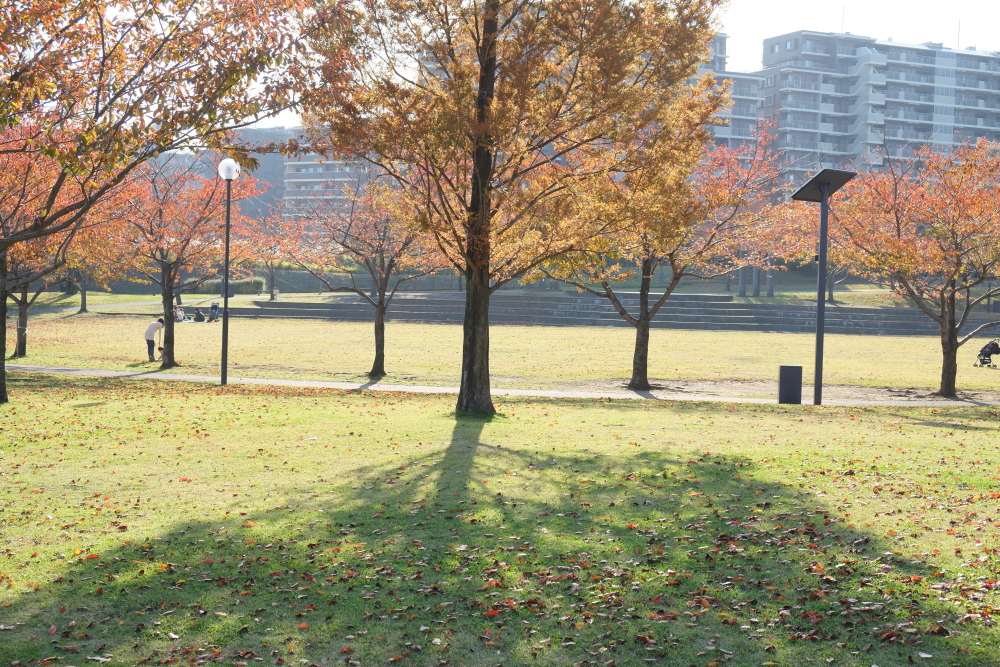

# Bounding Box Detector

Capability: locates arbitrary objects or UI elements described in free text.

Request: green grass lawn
[3,376,1000,666]
[7,313,999,394]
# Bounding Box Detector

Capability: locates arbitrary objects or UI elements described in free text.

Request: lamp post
[791,168,856,406]
[217,158,241,386]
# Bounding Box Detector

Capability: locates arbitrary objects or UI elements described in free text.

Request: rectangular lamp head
[791,168,857,202]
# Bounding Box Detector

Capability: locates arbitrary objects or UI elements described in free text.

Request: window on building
[786,39,796,50]
[771,43,780,54]
[765,95,773,106]
[765,76,774,87]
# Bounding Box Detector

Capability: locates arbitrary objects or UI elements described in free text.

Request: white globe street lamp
[218,158,241,386]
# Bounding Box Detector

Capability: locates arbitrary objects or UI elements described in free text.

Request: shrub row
[199,277,266,295]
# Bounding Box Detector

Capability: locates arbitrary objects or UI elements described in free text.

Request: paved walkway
[8,363,999,407]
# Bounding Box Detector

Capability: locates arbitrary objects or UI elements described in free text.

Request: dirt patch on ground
[579,378,1000,404]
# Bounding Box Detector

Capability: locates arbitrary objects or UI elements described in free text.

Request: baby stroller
[975,339,1000,368]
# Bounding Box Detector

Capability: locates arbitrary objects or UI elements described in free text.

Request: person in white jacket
[144,318,164,362]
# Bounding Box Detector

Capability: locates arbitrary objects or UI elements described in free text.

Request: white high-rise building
[705,34,766,147]
[756,30,1000,180]
[283,153,368,212]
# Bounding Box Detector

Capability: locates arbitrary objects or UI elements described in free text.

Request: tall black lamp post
[791,168,856,406]
[217,158,241,386]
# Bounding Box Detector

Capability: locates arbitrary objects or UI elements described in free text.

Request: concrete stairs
[226,292,1000,337]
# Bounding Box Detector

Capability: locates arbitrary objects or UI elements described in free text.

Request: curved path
[8,363,999,407]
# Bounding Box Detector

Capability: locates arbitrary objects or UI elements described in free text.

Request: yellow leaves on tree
[303,0,728,413]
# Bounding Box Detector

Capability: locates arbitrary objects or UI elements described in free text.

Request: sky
[721,0,1000,72]
[255,0,1000,127]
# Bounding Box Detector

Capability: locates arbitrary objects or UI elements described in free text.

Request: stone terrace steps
[222,292,1000,337]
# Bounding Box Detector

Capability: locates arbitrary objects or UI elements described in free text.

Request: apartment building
[231,126,299,219]
[225,126,369,217]
[706,34,766,146]
[757,30,1000,180]
[283,153,369,214]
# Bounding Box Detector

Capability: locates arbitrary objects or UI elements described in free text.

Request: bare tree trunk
[0,296,7,404]
[738,265,747,297]
[78,274,89,314]
[725,274,731,291]
[939,327,959,398]
[628,258,654,390]
[939,292,959,397]
[457,0,499,415]
[268,263,277,300]
[458,264,493,414]
[827,276,836,303]
[160,265,178,369]
[175,292,182,306]
[766,270,774,297]
[0,254,9,403]
[15,286,28,358]
[630,319,651,390]
[752,267,760,297]
[370,302,387,377]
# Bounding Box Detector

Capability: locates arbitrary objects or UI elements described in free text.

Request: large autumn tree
[0,0,311,252]
[541,128,786,390]
[0,132,75,399]
[303,0,726,413]
[286,172,447,377]
[828,140,1000,397]
[117,155,262,369]
[0,0,323,402]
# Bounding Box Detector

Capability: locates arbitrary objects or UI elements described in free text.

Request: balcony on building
[885,50,936,66]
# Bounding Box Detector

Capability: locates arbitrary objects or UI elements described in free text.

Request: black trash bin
[778,365,802,405]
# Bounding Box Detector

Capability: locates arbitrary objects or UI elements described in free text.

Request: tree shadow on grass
[3,397,1000,667]
[5,372,89,390]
